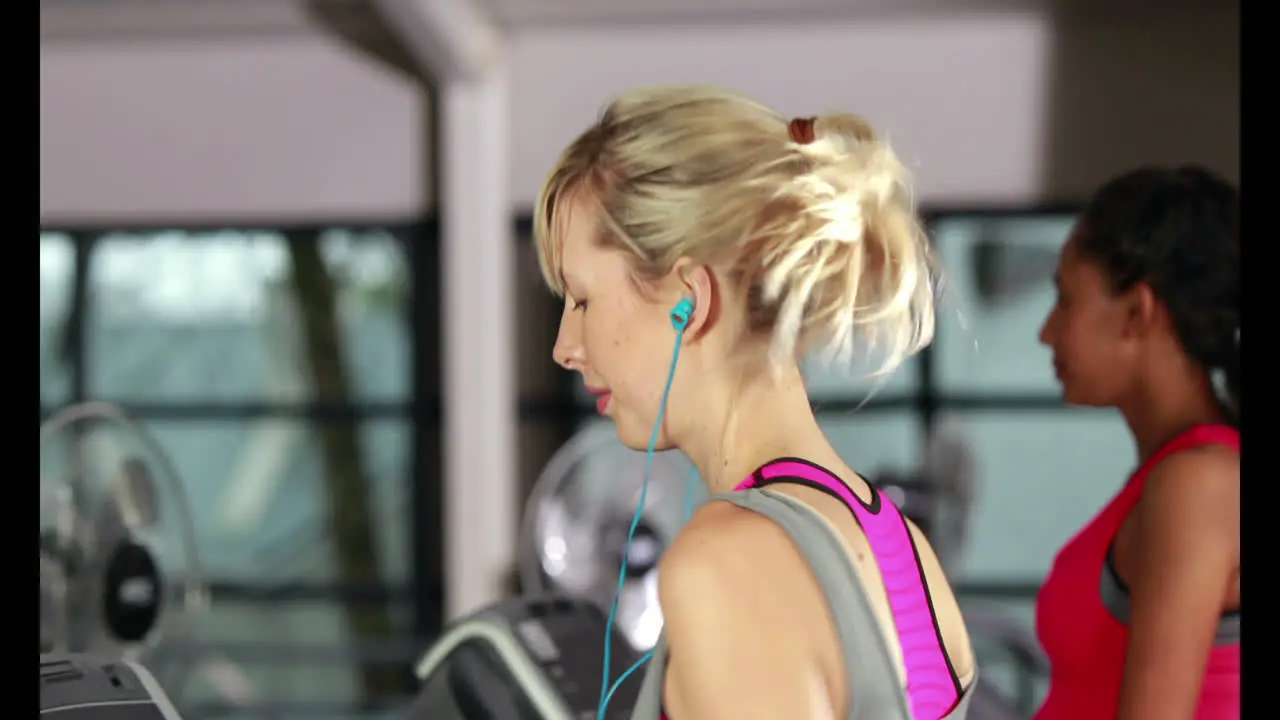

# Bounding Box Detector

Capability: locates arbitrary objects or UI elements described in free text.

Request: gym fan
[518,422,705,653]
[40,401,259,711]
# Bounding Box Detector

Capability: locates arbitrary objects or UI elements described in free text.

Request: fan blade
[116,456,160,530]
[615,572,663,652]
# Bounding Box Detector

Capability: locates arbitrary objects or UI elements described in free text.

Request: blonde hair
[534,85,938,376]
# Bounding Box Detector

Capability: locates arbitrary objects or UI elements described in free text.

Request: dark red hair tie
[788,117,817,144]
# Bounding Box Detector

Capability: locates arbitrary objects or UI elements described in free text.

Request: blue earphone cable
[597,299,692,720]
[599,466,700,715]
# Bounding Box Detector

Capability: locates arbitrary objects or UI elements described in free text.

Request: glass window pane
[141,418,411,584]
[41,232,75,407]
[938,409,1136,582]
[85,229,411,404]
[177,596,416,712]
[803,350,919,400]
[933,215,1077,394]
[821,410,923,479]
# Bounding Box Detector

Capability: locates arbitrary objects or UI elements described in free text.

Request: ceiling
[40,0,1229,42]
[481,0,1229,26]
[484,0,1014,25]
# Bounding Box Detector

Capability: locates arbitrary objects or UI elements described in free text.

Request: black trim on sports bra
[752,456,883,514]
[903,516,964,697]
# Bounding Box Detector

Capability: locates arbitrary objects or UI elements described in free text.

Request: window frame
[39,206,1084,702]
[39,222,440,704]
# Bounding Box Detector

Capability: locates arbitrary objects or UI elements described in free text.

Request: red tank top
[1033,423,1240,720]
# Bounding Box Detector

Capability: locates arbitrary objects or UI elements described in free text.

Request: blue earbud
[670,296,695,332]
[597,296,696,720]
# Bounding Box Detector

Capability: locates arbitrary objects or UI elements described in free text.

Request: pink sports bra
[657,457,963,719]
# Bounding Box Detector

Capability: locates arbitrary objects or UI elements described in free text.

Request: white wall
[40,7,1237,224]
[40,34,427,224]
[509,8,1238,208]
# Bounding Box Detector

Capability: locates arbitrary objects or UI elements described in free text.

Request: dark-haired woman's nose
[1037,311,1056,347]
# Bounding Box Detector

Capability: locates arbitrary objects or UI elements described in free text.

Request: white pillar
[439,69,517,620]
[368,0,515,621]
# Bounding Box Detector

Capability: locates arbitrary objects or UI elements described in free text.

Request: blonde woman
[534,85,977,719]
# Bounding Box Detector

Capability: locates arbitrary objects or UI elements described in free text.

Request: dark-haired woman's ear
[1122,282,1160,340]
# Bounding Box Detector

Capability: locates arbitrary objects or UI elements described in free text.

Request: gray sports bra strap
[1099,559,1241,645]
[714,489,913,720]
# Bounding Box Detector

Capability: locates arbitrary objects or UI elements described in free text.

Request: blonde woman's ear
[671,260,718,339]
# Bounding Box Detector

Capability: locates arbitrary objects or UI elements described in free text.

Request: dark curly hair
[1075,165,1240,424]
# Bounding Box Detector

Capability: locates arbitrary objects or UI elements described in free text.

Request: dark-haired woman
[1033,165,1240,720]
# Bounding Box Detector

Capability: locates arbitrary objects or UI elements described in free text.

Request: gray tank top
[628,487,977,719]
